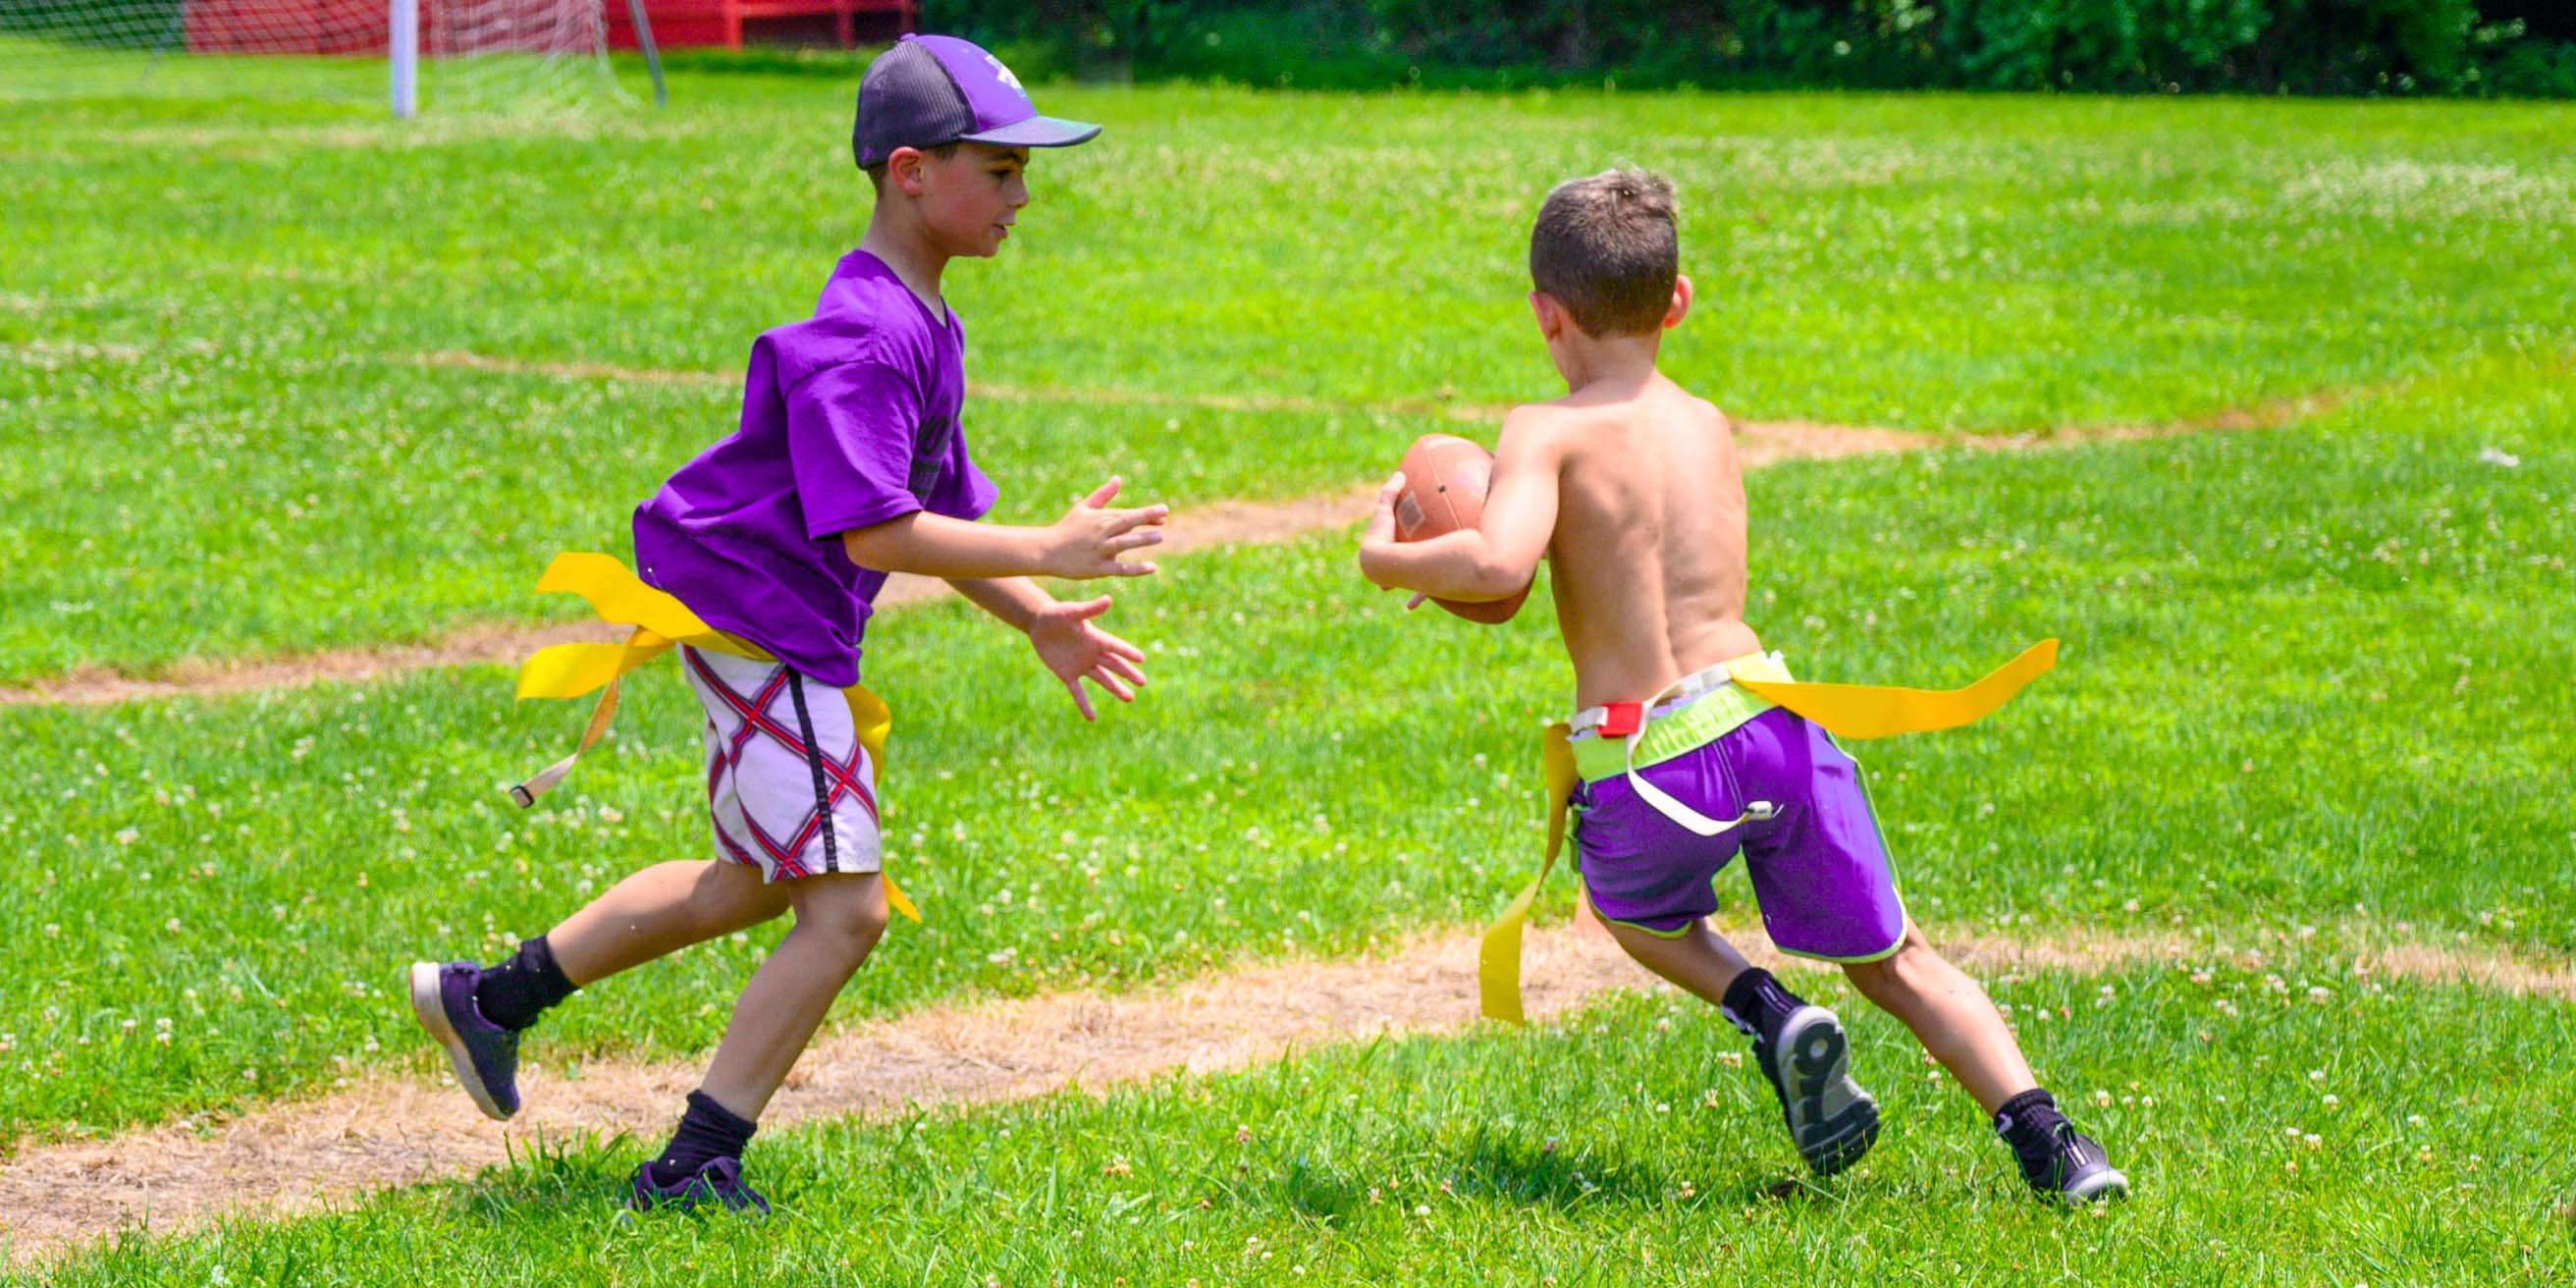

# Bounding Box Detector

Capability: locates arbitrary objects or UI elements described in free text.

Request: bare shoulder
[1493,401,1584,462]
[1662,380,1731,432]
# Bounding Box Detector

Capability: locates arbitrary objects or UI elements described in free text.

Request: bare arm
[841,478,1165,581]
[1358,411,1562,602]
[946,574,1051,631]
[947,574,1154,723]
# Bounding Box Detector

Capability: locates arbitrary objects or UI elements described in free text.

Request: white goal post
[0,0,663,115]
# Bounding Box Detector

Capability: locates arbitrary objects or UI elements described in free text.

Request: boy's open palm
[1048,478,1166,578]
[1028,596,1150,721]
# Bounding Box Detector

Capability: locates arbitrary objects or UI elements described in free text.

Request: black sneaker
[629,1157,771,1216]
[407,960,520,1121]
[1754,1004,1880,1175]
[2013,1121,2129,1204]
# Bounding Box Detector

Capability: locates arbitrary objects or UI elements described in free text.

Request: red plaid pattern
[681,646,882,882]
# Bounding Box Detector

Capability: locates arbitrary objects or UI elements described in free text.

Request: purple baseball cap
[853,33,1100,170]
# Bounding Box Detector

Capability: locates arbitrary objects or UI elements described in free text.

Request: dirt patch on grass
[0,355,2372,712]
[7,913,2568,1264]
[0,415,1935,709]
[0,923,1625,1262]
[0,484,1379,709]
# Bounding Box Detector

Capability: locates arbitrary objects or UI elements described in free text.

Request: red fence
[607,0,912,50]
[178,0,913,56]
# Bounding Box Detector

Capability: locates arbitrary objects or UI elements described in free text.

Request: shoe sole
[2062,1165,2130,1205]
[407,961,511,1122]
[1775,1005,1880,1176]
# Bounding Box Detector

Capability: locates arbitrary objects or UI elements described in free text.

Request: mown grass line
[11,84,2571,427]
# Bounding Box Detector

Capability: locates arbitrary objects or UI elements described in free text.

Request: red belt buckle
[1596,702,1644,738]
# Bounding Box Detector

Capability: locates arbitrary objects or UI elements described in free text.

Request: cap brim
[957,114,1101,150]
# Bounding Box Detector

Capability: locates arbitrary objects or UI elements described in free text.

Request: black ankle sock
[1718,967,1805,1044]
[648,1090,759,1185]
[473,935,578,1032]
[1993,1087,2067,1149]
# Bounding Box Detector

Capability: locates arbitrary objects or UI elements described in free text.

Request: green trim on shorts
[1571,680,1778,783]
[1772,932,1907,965]
[1597,912,1695,939]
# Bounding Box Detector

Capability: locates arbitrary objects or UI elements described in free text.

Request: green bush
[0,0,186,50]
[917,0,2576,96]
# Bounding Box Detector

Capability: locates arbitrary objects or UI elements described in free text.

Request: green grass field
[4,70,2574,679]
[4,52,2572,1284]
[38,973,2576,1285]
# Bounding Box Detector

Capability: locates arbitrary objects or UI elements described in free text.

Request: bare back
[1538,374,1761,710]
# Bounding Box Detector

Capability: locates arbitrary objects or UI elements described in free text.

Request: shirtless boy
[1357,169,2126,1201]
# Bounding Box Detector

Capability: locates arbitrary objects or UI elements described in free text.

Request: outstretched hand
[1027,595,1150,721]
[1046,477,1166,580]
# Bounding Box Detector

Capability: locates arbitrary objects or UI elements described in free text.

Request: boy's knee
[1842,924,1934,999]
[791,875,890,963]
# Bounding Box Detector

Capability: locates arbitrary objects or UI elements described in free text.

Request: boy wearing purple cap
[1360,170,2127,1203]
[406,34,1149,1213]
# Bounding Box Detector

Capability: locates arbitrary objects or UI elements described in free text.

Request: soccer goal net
[0,0,640,114]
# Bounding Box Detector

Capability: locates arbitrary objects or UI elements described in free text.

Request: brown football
[1393,433,1533,624]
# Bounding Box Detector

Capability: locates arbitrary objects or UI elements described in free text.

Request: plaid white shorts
[679,646,883,883]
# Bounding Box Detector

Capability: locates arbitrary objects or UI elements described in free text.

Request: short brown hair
[1528,169,1679,338]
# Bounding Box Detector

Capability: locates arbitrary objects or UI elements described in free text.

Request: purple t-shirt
[632,249,997,688]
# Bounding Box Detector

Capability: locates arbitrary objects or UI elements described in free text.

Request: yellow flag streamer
[1478,640,2060,1023]
[509,553,918,924]
[1735,639,2059,742]
[1476,723,1578,1026]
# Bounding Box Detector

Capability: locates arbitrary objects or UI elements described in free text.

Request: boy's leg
[409,859,788,1121]
[1838,920,2029,1111]
[1598,912,1880,1176]
[1844,920,2127,1202]
[546,858,793,987]
[630,870,887,1214]
[695,870,888,1117]
[1595,909,1755,1006]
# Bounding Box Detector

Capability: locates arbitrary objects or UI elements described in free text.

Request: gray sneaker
[1755,1004,1881,1175]
[2013,1121,2129,1204]
[407,960,520,1120]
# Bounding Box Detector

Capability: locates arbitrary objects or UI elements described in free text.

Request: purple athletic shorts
[1573,706,1906,962]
